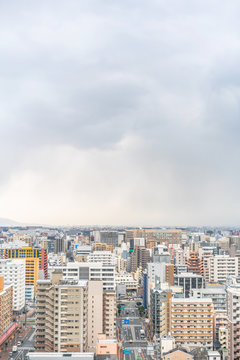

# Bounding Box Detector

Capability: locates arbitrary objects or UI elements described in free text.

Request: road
[118,298,152,360]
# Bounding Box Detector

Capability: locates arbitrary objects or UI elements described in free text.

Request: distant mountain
[0,218,20,226]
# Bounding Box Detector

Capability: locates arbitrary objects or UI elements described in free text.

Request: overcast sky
[0,0,240,226]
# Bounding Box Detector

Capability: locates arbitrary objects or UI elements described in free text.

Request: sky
[0,0,240,226]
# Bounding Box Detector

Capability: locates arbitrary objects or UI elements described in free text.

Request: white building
[87,251,117,266]
[115,272,138,291]
[49,262,115,291]
[207,255,238,283]
[0,259,26,312]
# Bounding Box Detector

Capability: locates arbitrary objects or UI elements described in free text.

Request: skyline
[1,1,240,225]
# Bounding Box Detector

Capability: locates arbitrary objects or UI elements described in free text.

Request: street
[118,298,152,360]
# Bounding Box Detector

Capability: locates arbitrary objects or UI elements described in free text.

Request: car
[17,341,21,346]
[9,352,13,357]
[129,340,133,343]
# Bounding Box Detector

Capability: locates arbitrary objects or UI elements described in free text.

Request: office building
[174,273,204,298]
[99,232,118,248]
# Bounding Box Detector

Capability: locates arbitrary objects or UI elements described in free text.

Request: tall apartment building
[171,298,214,351]
[87,281,103,351]
[130,246,150,272]
[191,285,226,313]
[5,247,48,279]
[36,271,88,352]
[174,273,204,298]
[227,286,240,360]
[150,289,172,338]
[0,259,25,312]
[36,271,116,353]
[103,291,116,338]
[165,263,174,286]
[0,276,13,338]
[49,262,115,291]
[206,255,238,283]
[186,252,203,275]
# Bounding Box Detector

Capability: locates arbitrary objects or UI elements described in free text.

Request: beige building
[88,281,103,351]
[103,291,116,338]
[36,271,116,353]
[36,270,88,353]
[0,276,13,338]
[171,298,214,351]
[163,348,193,360]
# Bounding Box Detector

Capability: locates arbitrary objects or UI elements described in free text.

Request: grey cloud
[0,0,240,224]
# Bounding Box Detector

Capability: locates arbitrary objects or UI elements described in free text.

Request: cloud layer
[0,0,240,226]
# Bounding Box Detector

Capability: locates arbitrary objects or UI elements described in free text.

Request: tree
[117,303,121,315]
[138,306,145,317]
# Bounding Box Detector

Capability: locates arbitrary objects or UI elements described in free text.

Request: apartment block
[227,286,240,360]
[49,262,115,291]
[206,255,238,284]
[130,246,150,272]
[186,252,203,275]
[0,276,13,338]
[103,291,116,339]
[5,247,48,279]
[150,288,172,338]
[171,298,214,351]
[36,271,88,352]
[0,259,25,312]
[36,271,116,353]
[87,281,103,351]
[87,251,116,266]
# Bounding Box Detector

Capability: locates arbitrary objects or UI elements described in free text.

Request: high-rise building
[186,252,203,275]
[0,276,13,338]
[150,289,172,338]
[87,281,103,351]
[36,271,88,352]
[0,259,25,312]
[130,246,150,272]
[206,255,238,284]
[49,262,115,291]
[103,291,116,339]
[5,247,48,279]
[36,271,116,353]
[99,232,118,248]
[171,298,214,351]
[227,286,240,360]
[25,258,39,297]
[174,273,204,298]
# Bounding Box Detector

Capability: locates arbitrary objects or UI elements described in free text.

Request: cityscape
[0,226,239,360]
[1,1,240,360]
